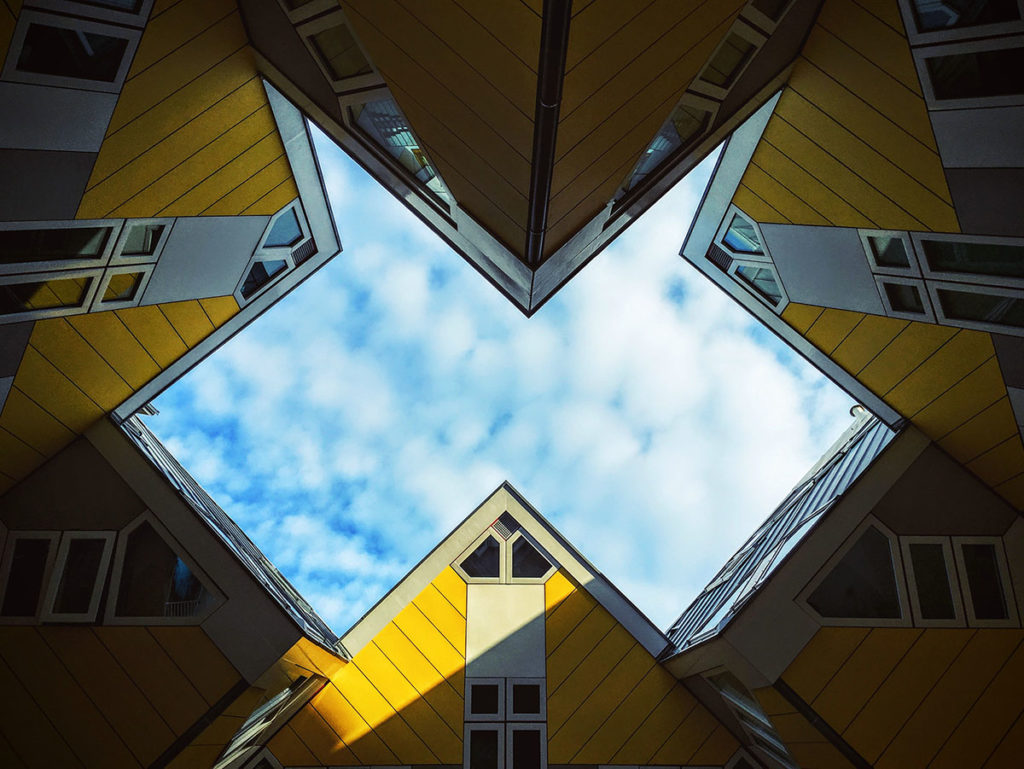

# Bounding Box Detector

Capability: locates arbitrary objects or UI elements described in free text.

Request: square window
[884,281,925,314]
[512,684,540,715]
[17,22,128,83]
[102,271,143,303]
[868,235,910,269]
[471,684,500,716]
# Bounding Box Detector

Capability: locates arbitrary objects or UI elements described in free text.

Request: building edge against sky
[0,0,1023,768]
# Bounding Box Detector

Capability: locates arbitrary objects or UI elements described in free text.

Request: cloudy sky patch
[147,127,854,634]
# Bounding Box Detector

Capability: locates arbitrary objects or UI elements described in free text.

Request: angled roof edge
[340,481,671,658]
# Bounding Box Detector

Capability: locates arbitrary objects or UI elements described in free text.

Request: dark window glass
[461,536,501,578]
[724,215,763,254]
[102,271,143,303]
[512,538,551,579]
[0,276,92,315]
[868,235,910,268]
[471,683,500,715]
[884,282,926,314]
[926,46,1024,100]
[264,210,302,248]
[938,287,1024,328]
[241,259,287,299]
[624,104,709,192]
[115,521,212,618]
[469,728,499,769]
[52,538,106,615]
[908,542,956,620]
[703,34,756,88]
[79,1,143,10]
[751,0,791,20]
[0,226,110,264]
[511,729,542,769]
[808,526,902,619]
[310,24,372,81]
[922,239,1024,279]
[121,224,164,256]
[512,683,541,715]
[961,543,1008,620]
[735,264,782,306]
[1,538,51,617]
[911,0,1019,32]
[285,0,318,8]
[17,23,128,83]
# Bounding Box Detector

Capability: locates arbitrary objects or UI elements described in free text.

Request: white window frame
[0,219,123,276]
[859,229,921,277]
[900,535,964,627]
[505,723,547,769]
[952,535,1019,628]
[110,218,175,266]
[875,274,937,323]
[464,723,505,769]
[465,677,506,722]
[296,10,384,95]
[0,267,104,324]
[454,531,507,585]
[0,531,60,625]
[234,201,314,307]
[798,516,912,628]
[713,205,789,312]
[505,678,546,722]
[104,511,224,626]
[898,0,1024,46]
[505,530,556,584]
[911,231,1024,290]
[40,531,116,623]
[2,10,143,94]
[30,0,155,27]
[691,22,767,100]
[926,278,1024,337]
[90,263,155,311]
[912,34,1024,110]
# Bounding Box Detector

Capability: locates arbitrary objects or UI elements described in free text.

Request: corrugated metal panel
[663,416,895,655]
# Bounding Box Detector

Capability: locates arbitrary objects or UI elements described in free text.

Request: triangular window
[461,535,501,579]
[512,537,551,579]
[807,525,902,620]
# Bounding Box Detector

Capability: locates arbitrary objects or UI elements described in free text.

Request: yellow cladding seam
[545,569,576,614]
[882,329,994,415]
[969,438,1024,488]
[267,724,319,766]
[805,308,865,356]
[0,387,75,456]
[159,300,216,348]
[146,627,241,707]
[831,315,909,375]
[782,626,870,703]
[733,183,790,225]
[129,0,238,76]
[199,296,241,327]
[997,474,1024,511]
[115,306,190,368]
[67,313,161,390]
[917,359,1007,439]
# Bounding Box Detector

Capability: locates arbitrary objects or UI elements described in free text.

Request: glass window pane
[735,264,782,306]
[961,543,1008,620]
[751,0,791,20]
[53,538,106,615]
[1,538,51,617]
[512,683,541,715]
[469,729,499,769]
[884,282,925,314]
[938,287,1024,328]
[512,538,550,578]
[461,536,501,578]
[868,235,910,268]
[0,226,110,264]
[121,224,164,256]
[18,23,128,82]
[241,259,288,300]
[808,526,902,619]
[82,0,143,10]
[511,729,541,769]
[625,104,709,191]
[0,275,92,315]
[703,34,756,88]
[470,683,500,715]
[911,0,1020,32]
[922,239,1024,279]
[264,210,302,248]
[908,542,955,620]
[724,215,763,254]
[102,271,143,303]
[310,24,372,80]
[115,521,212,618]
[926,46,1024,100]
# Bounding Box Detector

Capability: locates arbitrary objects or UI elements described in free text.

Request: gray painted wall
[0,83,117,153]
[932,105,1024,169]
[0,149,96,221]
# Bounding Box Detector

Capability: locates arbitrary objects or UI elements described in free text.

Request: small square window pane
[53,538,106,614]
[703,34,756,88]
[310,24,372,81]
[961,543,1008,620]
[18,23,128,83]
[511,729,542,769]
[102,272,143,303]
[470,683,500,715]
[512,684,541,715]
[122,224,165,256]
[469,729,499,769]
[868,235,910,268]
[884,282,925,314]
[1,538,51,617]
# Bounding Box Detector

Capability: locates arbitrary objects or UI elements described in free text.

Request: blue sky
[145,127,854,634]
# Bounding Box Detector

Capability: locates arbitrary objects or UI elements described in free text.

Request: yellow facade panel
[0,654,84,768]
[85,49,258,192]
[450,0,540,72]
[67,312,160,390]
[650,701,720,764]
[740,161,832,227]
[733,183,791,224]
[291,697,364,765]
[929,640,1024,769]
[610,685,694,764]
[106,12,249,136]
[12,347,104,433]
[856,0,908,33]
[842,628,974,763]
[411,584,465,656]
[267,723,319,767]
[41,627,175,766]
[783,627,870,702]
[1,387,75,457]
[129,0,238,76]
[148,627,240,707]
[29,319,134,411]
[883,330,993,414]
[159,300,216,349]
[545,584,597,655]
[204,155,294,216]
[0,627,140,768]
[771,711,825,744]
[811,628,921,733]
[392,603,464,680]
[317,682,402,765]
[806,308,865,355]
[198,295,240,328]
[984,711,1024,769]
[689,723,740,765]
[115,305,190,369]
[875,630,1024,769]
[547,151,637,254]
[546,603,616,693]
[166,744,220,769]
[191,711,244,746]
[968,436,1024,488]
[914,357,1007,439]
[545,569,576,615]
[753,684,793,717]
[939,397,1019,464]
[857,322,957,396]
[832,314,909,375]
[0,425,45,481]
[433,566,468,617]
[996,473,1024,511]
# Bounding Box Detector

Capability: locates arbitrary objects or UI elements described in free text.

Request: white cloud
[148,128,855,636]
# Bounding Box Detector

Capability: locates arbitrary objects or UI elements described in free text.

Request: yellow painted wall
[780,626,1024,768]
[753,686,855,769]
[0,297,239,491]
[77,0,298,220]
[732,0,957,233]
[269,566,467,766]
[0,625,241,769]
[544,570,737,765]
